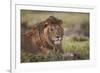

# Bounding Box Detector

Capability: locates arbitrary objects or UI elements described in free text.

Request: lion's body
[21,16,64,54]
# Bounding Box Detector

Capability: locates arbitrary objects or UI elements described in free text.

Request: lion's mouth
[54,40,61,45]
[53,38,61,45]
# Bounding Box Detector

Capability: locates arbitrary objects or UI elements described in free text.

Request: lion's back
[21,30,41,54]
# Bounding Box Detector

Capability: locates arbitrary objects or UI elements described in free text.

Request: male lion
[21,16,64,54]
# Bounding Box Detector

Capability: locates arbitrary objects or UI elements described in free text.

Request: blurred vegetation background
[21,10,90,62]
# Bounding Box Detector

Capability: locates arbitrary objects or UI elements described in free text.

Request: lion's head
[42,16,64,46]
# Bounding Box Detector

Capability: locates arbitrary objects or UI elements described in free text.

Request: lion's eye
[51,28,54,31]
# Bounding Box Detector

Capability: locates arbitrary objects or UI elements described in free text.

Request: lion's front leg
[40,46,50,54]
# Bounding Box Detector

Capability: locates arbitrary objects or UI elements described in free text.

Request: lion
[21,16,64,54]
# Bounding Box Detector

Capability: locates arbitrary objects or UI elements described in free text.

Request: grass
[21,51,65,63]
[62,36,89,60]
[21,36,89,62]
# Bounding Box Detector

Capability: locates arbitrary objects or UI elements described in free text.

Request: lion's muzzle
[53,37,62,45]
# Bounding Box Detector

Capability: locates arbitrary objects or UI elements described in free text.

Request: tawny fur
[21,16,64,54]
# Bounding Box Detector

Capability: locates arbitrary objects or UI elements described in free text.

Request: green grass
[21,36,89,62]
[62,36,89,59]
[21,50,66,63]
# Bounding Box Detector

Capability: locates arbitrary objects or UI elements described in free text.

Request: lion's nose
[56,35,60,38]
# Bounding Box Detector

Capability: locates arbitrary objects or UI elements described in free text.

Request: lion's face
[48,25,63,45]
[43,16,64,45]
